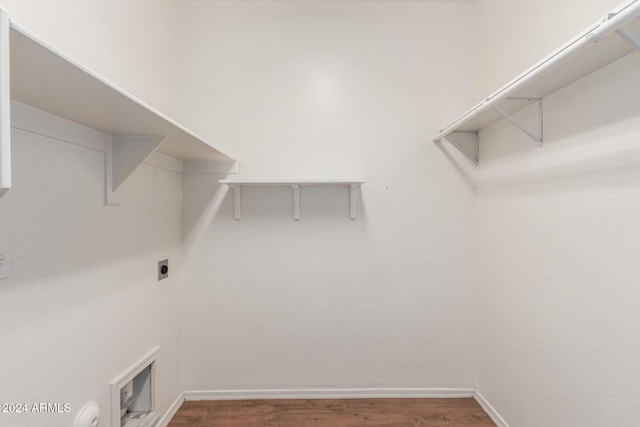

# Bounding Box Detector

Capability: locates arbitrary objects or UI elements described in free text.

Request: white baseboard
[184,387,475,401]
[474,390,510,427]
[155,392,185,427]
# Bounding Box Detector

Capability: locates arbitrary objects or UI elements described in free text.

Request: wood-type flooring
[167,398,496,426]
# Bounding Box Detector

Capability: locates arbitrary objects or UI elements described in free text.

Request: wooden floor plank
[167,398,496,426]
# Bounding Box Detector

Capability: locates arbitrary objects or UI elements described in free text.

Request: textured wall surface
[474,1,640,425]
[0,0,181,118]
[179,0,478,394]
[0,1,185,425]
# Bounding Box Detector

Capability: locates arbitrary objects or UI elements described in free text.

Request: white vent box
[110,347,159,427]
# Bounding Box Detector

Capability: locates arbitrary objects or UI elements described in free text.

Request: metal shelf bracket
[493,98,544,147]
[616,26,640,51]
[230,184,241,220]
[291,184,301,221]
[446,131,479,164]
[349,183,359,220]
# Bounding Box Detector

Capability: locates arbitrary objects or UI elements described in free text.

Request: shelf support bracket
[446,131,479,165]
[350,184,359,220]
[0,9,10,199]
[291,184,300,221]
[615,27,640,52]
[230,185,241,220]
[105,135,166,206]
[493,98,543,147]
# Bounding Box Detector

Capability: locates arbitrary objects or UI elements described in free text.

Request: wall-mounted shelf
[0,10,235,203]
[433,0,640,164]
[219,179,365,221]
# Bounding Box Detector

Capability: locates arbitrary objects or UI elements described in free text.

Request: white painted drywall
[179,1,478,393]
[0,1,185,425]
[0,104,185,427]
[473,1,640,426]
[0,0,181,118]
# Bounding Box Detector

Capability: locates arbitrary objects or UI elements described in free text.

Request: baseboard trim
[156,392,185,427]
[184,387,475,401]
[474,390,510,427]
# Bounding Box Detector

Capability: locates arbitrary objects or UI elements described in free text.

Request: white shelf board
[434,0,640,146]
[219,179,365,220]
[219,179,365,186]
[9,23,233,163]
[0,13,235,202]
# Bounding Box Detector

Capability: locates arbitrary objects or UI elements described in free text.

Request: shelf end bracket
[493,98,543,147]
[106,135,166,205]
[349,183,362,220]
[445,131,479,165]
[230,184,241,220]
[291,184,300,221]
[615,27,640,52]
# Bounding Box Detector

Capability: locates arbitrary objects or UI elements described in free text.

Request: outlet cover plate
[158,259,168,281]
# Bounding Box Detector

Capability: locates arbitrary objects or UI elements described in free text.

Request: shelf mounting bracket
[349,183,359,220]
[105,135,166,206]
[229,184,241,220]
[291,184,300,221]
[445,131,479,165]
[615,27,640,51]
[493,98,543,147]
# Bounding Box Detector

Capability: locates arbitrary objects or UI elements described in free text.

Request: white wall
[0,2,185,426]
[0,0,181,118]
[0,104,185,426]
[473,1,640,426]
[179,0,478,394]
[6,1,637,426]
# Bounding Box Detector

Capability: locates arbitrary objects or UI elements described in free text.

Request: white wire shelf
[433,0,640,164]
